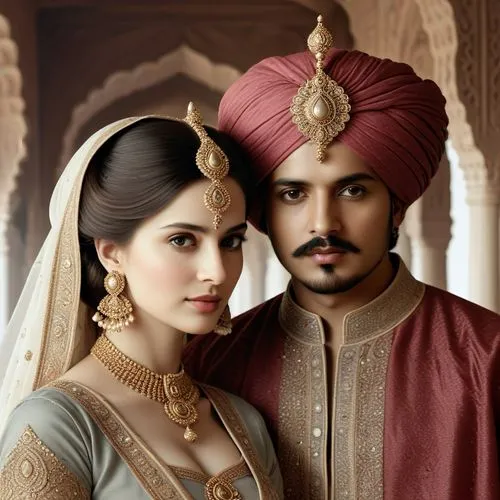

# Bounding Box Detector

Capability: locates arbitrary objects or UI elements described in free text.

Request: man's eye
[169,235,195,248]
[281,189,304,201]
[339,185,366,198]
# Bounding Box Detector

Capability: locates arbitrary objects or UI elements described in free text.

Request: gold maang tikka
[290,15,351,162]
[184,102,231,230]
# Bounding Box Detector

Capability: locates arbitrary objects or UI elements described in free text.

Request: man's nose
[310,192,341,236]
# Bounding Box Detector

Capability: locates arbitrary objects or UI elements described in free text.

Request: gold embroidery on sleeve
[0,426,90,500]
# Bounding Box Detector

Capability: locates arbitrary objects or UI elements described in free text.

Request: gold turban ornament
[184,102,231,229]
[290,15,351,161]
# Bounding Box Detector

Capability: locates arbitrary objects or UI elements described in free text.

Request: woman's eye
[339,185,366,198]
[281,189,304,202]
[169,235,195,248]
[221,235,247,250]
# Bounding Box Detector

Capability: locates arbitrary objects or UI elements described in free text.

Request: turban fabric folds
[218,49,448,226]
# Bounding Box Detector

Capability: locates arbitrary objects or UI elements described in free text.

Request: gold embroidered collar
[279,256,425,345]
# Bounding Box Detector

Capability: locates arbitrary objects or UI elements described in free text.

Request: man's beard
[290,215,393,295]
[297,255,384,295]
[290,233,367,295]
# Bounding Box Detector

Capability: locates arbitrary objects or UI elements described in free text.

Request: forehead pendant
[184,102,231,229]
[290,15,351,162]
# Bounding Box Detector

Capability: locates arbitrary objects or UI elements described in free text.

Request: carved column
[463,169,500,311]
[405,156,451,289]
[0,15,27,337]
[0,216,9,339]
[448,0,500,311]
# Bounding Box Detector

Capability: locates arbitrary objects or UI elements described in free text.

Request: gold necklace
[91,334,199,442]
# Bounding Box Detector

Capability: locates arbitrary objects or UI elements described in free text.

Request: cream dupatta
[0,116,155,435]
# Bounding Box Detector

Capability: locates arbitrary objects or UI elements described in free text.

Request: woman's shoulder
[8,384,93,429]
[0,384,93,496]
[0,383,95,457]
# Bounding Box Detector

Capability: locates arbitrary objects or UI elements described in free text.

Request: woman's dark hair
[78,118,253,309]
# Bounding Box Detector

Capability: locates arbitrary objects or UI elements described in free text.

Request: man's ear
[392,197,407,228]
[94,239,123,273]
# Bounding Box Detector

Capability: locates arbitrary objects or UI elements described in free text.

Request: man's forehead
[270,142,379,184]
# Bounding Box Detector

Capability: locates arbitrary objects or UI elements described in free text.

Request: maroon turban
[219,49,448,226]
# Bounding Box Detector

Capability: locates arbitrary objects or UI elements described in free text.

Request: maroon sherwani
[184,259,500,499]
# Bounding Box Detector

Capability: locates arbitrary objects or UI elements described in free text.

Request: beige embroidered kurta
[0,381,283,499]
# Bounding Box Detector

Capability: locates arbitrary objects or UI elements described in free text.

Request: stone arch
[412,0,484,175]
[0,14,27,221]
[58,45,242,170]
[413,0,498,309]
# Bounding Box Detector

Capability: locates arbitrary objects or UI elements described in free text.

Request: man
[184,16,500,500]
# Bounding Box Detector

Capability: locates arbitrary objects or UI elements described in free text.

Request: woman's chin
[183,322,218,336]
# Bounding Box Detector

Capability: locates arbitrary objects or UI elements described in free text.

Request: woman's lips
[186,295,221,313]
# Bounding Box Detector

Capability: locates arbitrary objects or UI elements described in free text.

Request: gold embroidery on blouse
[0,426,89,500]
[201,386,281,500]
[204,476,240,500]
[172,458,250,499]
[277,335,328,499]
[49,380,188,500]
[33,119,140,390]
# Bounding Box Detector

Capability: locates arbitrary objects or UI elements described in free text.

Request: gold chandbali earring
[92,270,134,334]
[91,335,199,442]
[290,14,351,162]
[184,102,231,229]
[214,305,232,336]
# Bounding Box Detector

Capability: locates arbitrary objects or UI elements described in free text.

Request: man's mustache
[292,235,360,258]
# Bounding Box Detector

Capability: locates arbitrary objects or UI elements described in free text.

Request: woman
[0,103,283,499]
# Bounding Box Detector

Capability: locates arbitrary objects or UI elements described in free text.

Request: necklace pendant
[184,426,198,443]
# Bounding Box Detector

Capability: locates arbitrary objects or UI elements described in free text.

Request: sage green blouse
[0,381,283,499]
